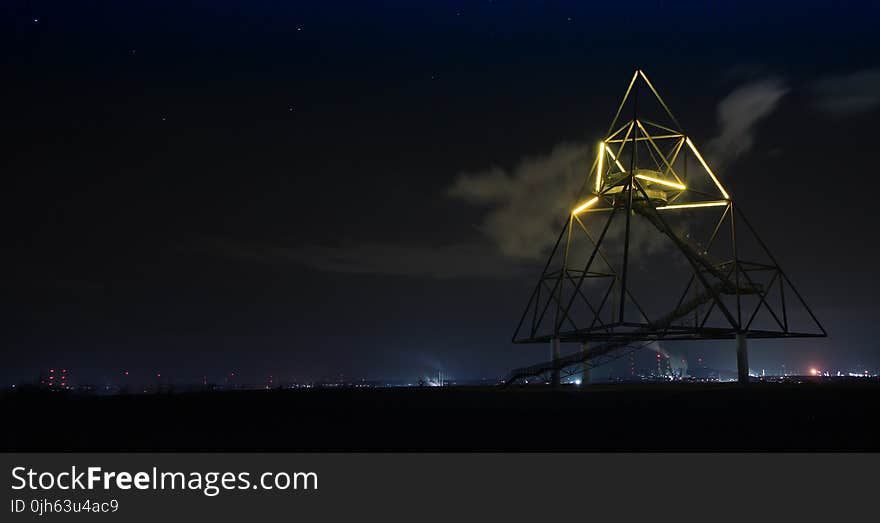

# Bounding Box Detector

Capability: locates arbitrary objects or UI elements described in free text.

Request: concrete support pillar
[550,337,561,388]
[581,341,591,386]
[736,332,749,385]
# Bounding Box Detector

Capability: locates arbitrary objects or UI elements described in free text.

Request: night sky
[3,1,880,386]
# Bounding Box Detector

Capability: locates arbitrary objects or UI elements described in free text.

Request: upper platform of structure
[511,69,826,347]
[570,70,731,218]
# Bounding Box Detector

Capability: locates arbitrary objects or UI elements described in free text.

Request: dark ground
[3,382,878,451]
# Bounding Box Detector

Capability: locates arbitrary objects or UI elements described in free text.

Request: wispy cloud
[447,76,788,262]
[212,142,593,278]
[448,142,588,260]
[209,239,529,279]
[212,77,787,279]
[706,77,789,169]
[811,68,880,116]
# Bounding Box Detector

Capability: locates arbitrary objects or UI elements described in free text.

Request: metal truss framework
[506,70,825,386]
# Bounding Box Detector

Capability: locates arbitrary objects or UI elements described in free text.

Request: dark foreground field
[3,382,878,451]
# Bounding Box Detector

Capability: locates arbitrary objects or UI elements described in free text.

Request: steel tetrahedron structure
[507,70,825,387]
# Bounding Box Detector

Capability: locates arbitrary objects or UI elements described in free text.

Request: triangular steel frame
[507,70,825,385]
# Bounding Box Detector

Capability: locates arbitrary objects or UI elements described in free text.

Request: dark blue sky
[3,1,879,385]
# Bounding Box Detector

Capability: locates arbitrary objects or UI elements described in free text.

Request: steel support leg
[551,338,561,388]
[581,341,591,386]
[736,333,749,385]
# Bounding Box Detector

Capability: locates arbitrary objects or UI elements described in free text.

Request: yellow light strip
[596,143,604,192]
[685,138,730,200]
[656,201,729,210]
[606,133,682,143]
[605,146,626,172]
[573,207,613,214]
[634,173,686,191]
[572,197,599,215]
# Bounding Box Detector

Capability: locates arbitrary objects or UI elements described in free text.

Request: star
[296,26,303,32]
[33,17,40,24]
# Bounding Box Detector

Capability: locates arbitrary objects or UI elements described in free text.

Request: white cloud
[448,142,588,260]
[811,68,880,116]
[209,239,529,279]
[706,77,789,169]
